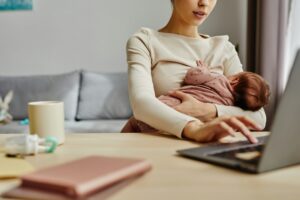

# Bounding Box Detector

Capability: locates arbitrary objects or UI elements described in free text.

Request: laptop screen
[258,49,300,172]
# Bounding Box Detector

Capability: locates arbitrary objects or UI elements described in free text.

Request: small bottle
[4,133,58,156]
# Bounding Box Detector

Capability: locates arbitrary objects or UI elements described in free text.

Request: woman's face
[172,0,217,26]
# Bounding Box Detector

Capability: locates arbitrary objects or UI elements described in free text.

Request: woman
[126,0,265,143]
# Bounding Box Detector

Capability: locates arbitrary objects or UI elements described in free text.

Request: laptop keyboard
[210,144,265,165]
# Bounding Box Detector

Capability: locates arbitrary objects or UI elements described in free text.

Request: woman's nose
[198,0,209,7]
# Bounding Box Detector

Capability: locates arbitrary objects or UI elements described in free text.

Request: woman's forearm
[194,103,267,129]
[168,90,266,129]
[215,105,267,129]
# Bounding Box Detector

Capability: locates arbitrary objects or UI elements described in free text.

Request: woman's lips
[193,11,207,20]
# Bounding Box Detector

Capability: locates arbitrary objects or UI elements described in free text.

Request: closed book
[19,155,152,198]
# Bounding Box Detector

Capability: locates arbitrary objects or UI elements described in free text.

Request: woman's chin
[191,18,207,26]
[192,21,206,27]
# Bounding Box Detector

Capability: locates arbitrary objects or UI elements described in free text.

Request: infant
[121,60,270,133]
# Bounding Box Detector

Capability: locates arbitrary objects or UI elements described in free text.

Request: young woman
[125,0,266,143]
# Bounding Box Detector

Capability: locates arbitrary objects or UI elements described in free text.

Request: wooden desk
[0,132,299,200]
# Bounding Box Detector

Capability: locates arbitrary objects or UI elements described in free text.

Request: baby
[121,60,270,133]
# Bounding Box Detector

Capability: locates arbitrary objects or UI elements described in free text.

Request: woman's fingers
[225,117,258,144]
[237,116,262,131]
[196,119,234,142]
[180,112,259,144]
[188,116,259,144]
[219,121,236,137]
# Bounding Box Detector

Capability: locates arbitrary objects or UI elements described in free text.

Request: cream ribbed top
[126,27,266,138]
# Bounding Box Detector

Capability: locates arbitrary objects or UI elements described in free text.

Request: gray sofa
[0,71,131,133]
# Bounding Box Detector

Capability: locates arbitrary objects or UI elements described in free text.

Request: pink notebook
[4,155,151,199]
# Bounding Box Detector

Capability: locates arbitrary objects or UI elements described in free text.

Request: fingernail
[252,137,258,143]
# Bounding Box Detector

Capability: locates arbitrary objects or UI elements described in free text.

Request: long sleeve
[215,41,267,129]
[216,104,266,129]
[126,31,196,138]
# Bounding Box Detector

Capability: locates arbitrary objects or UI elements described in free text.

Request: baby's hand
[184,60,211,85]
[196,60,208,68]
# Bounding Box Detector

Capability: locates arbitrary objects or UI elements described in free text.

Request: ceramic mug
[28,101,65,145]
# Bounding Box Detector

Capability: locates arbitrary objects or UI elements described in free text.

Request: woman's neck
[159,13,200,39]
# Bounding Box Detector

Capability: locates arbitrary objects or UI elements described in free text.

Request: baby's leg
[135,95,181,133]
[120,117,141,133]
[136,120,159,133]
[122,95,181,133]
[121,116,158,133]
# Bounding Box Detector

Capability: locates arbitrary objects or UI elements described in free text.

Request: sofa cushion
[76,71,132,120]
[0,120,127,133]
[65,120,128,133]
[0,71,80,120]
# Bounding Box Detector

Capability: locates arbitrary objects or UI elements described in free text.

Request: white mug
[28,101,65,145]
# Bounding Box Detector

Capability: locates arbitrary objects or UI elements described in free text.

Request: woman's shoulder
[127,28,236,53]
[126,27,152,49]
[127,27,153,45]
[129,27,153,39]
[130,27,230,43]
[206,34,230,43]
[207,35,236,51]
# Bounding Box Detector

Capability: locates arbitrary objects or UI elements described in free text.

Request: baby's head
[228,72,270,111]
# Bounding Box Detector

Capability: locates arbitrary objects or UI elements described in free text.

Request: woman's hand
[183,116,262,144]
[169,91,217,122]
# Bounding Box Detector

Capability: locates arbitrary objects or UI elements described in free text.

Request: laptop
[177,50,300,173]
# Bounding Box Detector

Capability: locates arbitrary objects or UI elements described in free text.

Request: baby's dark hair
[233,72,270,111]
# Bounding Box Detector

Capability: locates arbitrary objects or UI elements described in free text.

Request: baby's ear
[4,90,13,105]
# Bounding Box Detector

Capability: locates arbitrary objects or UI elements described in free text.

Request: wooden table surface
[0,132,299,200]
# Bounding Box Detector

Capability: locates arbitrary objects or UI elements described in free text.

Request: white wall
[0,0,248,76]
[200,0,248,67]
[285,0,300,86]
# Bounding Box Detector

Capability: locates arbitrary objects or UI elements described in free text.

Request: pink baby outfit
[135,65,235,133]
[159,64,234,107]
